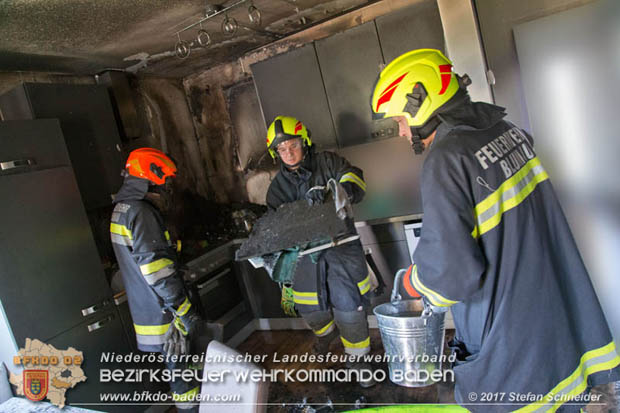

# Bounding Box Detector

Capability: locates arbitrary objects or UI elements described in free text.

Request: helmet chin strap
[409,115,441,155]
[403,75,471,156]
[410,130,425,155]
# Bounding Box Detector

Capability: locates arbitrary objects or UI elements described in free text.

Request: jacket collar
[433,94,507,144]
[114,175,150,203]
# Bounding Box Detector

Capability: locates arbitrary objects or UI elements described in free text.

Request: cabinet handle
[81,300,110,316]
[0,159,35,170]
[87,314,114,332]
[196,268,231,290]
[113,292,127,306]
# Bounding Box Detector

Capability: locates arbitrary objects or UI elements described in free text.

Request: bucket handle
[391,268,434,318]
[390,268,408,303]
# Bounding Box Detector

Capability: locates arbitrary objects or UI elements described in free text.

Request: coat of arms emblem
[23,370,49,402]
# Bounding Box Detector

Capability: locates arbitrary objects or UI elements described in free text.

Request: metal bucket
[373,269,446,387]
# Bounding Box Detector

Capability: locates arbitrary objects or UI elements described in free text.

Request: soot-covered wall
[180,0,435,207]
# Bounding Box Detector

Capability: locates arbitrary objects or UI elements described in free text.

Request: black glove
[163,323,188,356]
[339,181,355,201]
[305,186,326,205]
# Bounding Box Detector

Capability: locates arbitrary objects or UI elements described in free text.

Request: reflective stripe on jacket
[111,176,188,352]
[408,102,620,411]
[266,148,366,210]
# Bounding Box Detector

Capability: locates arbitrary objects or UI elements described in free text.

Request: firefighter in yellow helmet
[111,148,202,411]
[265,116,375,387]
[371,49,620,411]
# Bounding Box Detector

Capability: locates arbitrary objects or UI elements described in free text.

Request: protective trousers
[164,354,200,412]
[292,241,371,355]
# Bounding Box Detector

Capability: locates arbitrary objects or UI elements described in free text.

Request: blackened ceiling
[0,0,368,77]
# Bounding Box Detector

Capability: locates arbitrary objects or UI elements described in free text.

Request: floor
[236,329,457,412]
[236,329,620,413]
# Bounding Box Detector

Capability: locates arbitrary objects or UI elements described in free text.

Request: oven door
[191,264,244,321]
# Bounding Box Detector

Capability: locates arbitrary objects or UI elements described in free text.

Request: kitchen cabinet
[315,21,390,147]
[46,307,142,411]
[0,166,114,342]
[251,0,445,150]
[0,83,123,210]
[0,120,138,411]
[374,0,445,64]
[251,43,339,150]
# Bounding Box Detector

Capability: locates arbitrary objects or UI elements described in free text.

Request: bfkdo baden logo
[9,338,87,408]
[23,370,49,402]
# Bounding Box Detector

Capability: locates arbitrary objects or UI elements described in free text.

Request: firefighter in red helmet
[111,148,201,411]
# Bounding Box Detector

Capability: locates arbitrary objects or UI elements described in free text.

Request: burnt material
[236,200,348,260]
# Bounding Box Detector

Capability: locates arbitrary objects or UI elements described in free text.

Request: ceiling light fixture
[248,4,261,26]
[175,33,191,59]
[172,0,284,59]
[221,14,239,36]
[196,23,211,47]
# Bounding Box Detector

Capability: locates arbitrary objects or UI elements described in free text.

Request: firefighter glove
[281,285,297,317]
[163,322,188,356]
[305,186,326,206]
[174,305,203,338]
[339,181,355,201]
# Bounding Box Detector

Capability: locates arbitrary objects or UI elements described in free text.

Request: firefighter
[265,116,374,386]
[110,148,201,411]
[371,49,620,411]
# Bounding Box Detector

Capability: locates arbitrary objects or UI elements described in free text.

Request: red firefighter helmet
[125,148,177,185]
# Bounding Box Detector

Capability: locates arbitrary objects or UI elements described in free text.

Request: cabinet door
[315,21,388,147]
[46,308,146,412]
[251,43,338,149]
[0,119,71,172]
[234,260,284,318]
[375,0,444,64]
[4,83,124,209]
[0,167,112,343]
[0,84,34,120]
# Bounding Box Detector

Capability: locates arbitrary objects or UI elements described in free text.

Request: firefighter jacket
[404,97,620,411]
[266,148,371,355]
[266,147,366,221]
[110,176,191,352]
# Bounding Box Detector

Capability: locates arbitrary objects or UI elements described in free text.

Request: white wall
[513,0,620,341]
[437,0,493,104]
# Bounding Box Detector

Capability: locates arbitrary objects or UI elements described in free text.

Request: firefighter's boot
[302,310,339,354]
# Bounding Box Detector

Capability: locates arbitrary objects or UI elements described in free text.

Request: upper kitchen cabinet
[251,43,338,150]
[0,83,123,210]
[251,0,445,151]
[315,21,388,147]
[0,118,71,172]
[375,0,445,64]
